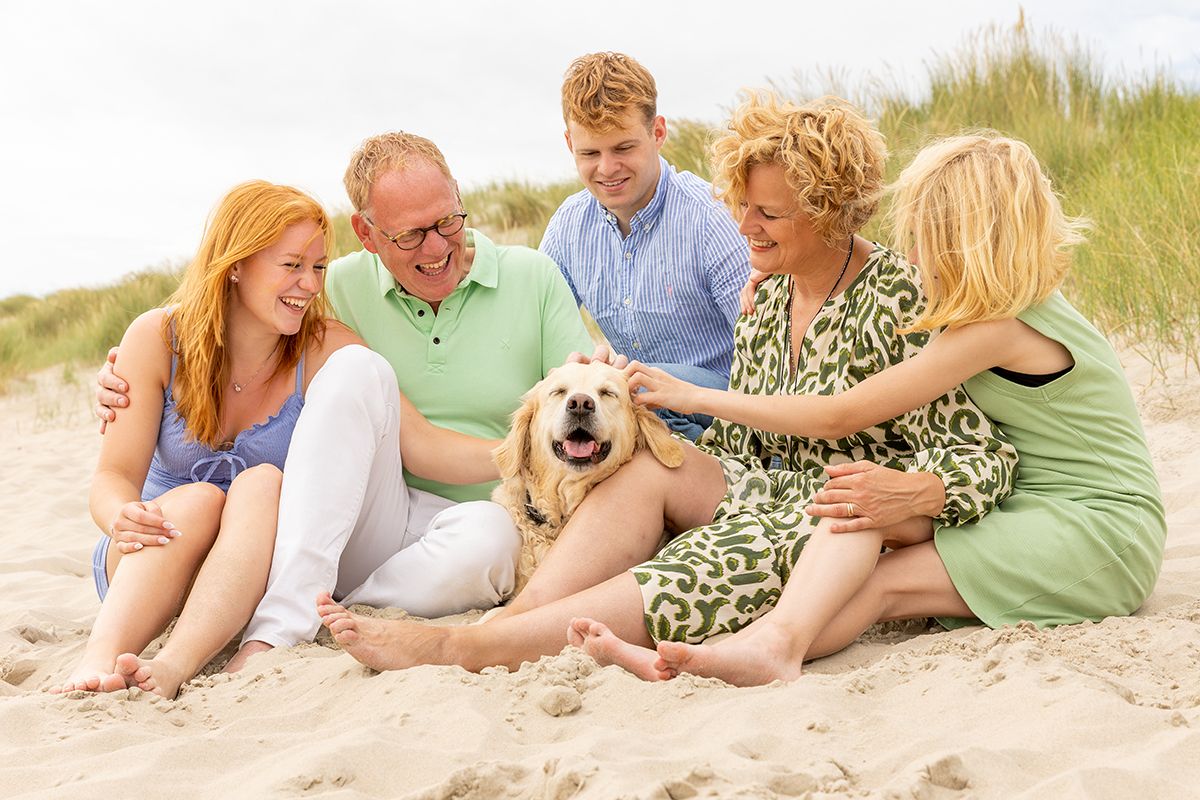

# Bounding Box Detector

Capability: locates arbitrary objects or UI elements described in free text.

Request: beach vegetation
[3,20,1197,388]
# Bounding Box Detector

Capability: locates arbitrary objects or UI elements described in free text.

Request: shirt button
[624,252,632,261]
[633,341,640,349]
[643,224,651,231]
[623,297,632,306]
[417,309,425,317]
[433,337,441,344]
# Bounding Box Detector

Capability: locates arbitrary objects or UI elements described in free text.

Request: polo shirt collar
[594,155,673,233]
[373,228,498,297]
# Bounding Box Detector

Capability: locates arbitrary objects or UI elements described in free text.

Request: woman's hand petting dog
[623,361,703,415]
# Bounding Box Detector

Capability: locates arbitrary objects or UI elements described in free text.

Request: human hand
[805,461,946,532]
[108,500,182,554]
[95,347,129,434]
[564,344,629,370]
[624,361,703,414]
[739,269,771,315]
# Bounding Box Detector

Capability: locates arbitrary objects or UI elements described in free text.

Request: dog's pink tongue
[563,439,598,459]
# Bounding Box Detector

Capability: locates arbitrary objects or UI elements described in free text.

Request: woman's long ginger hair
[890,133,1087,331]
[163,180,332,447]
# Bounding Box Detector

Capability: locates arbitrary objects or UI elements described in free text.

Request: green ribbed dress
[935,292,1166,628]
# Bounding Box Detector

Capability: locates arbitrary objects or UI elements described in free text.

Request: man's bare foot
[114,652,189,699]
[655,621,805,687]
[567,618,671,682]
[223,640,272,674]
[316,592,455,672]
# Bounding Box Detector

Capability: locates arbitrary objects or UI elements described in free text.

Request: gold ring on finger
[846,502,855,517]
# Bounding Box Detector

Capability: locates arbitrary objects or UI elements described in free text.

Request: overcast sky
[3,0,1198,299]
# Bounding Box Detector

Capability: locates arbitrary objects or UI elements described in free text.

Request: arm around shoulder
[90,308,173,533]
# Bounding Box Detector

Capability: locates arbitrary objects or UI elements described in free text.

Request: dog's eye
[599,388,618,399]
[550,388,567,397]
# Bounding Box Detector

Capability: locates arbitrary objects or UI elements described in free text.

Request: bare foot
[655,621,805,687]
[316,592,455,672]
[115,652,189,699]
[223,640,272,674]
[52,662,127,694]
[567,618,671,682]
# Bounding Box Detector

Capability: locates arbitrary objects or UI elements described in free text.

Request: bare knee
[222,464,283,544]
[228,464,283,497]
[159,482,226,534]
[589,446,722,533]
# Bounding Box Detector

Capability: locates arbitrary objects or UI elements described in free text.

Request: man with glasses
[95,132,595,671]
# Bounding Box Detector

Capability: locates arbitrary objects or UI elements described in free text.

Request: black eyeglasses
[361,211,468,251]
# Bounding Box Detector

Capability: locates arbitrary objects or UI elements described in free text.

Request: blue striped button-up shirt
[540,157,750,377]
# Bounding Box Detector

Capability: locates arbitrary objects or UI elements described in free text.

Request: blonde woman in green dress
[621,133,1166,685]
[312,95,1020,676]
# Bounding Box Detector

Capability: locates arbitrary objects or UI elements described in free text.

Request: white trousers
[243,345,520,649]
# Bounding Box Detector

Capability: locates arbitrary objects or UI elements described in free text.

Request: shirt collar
[594,155,673,233]
[373,228,498,298]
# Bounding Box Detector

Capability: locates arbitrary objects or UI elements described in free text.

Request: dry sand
[2,353,1198,799]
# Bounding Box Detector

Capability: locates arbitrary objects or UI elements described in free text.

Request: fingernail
[119,398,128,406]
[118,383,127,391]
[158,537,170,545]
[173,530,184,537]
[133,543,143,550]
[163,521,175,530]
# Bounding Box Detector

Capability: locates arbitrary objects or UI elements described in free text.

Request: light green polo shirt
[324,229,594,502]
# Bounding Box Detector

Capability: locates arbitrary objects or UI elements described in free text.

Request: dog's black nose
[566,393,595,414]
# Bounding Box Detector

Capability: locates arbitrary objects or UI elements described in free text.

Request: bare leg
[657,539,970,684]
[496,444,724,619]
[651,516,933,685]
[805,540,971,659]
[57,483,226,693]
[116,466,282,698]
[316,570,651,673]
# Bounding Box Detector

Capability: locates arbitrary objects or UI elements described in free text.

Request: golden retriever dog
[492,361,685,594]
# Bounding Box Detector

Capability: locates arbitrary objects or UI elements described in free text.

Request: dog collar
[523,493,549,526]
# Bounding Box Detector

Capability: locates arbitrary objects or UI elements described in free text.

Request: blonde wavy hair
[164,180,332,447]
[343,131,454,212]
[711,92,886,246]
[890,133,1088,331]
[561,51,657,132]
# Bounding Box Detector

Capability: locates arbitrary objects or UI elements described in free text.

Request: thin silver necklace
[782,236,854,382]
[231,345,278,393]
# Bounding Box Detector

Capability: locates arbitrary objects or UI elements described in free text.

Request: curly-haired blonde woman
[50,181,363,698]
[311,94,1018,677]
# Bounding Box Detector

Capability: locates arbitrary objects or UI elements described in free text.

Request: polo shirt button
[433,337,441,344]
[417,309,426,317]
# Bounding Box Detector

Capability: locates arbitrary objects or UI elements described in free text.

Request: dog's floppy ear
[493,391,537,480]
[633,404,684,468]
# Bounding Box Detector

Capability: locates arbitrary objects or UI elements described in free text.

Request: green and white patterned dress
[632,245,1018,644]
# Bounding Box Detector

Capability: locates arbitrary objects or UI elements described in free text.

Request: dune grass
[3,20,1197,387]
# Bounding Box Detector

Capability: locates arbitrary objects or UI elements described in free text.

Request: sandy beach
[2,351,1198,799]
